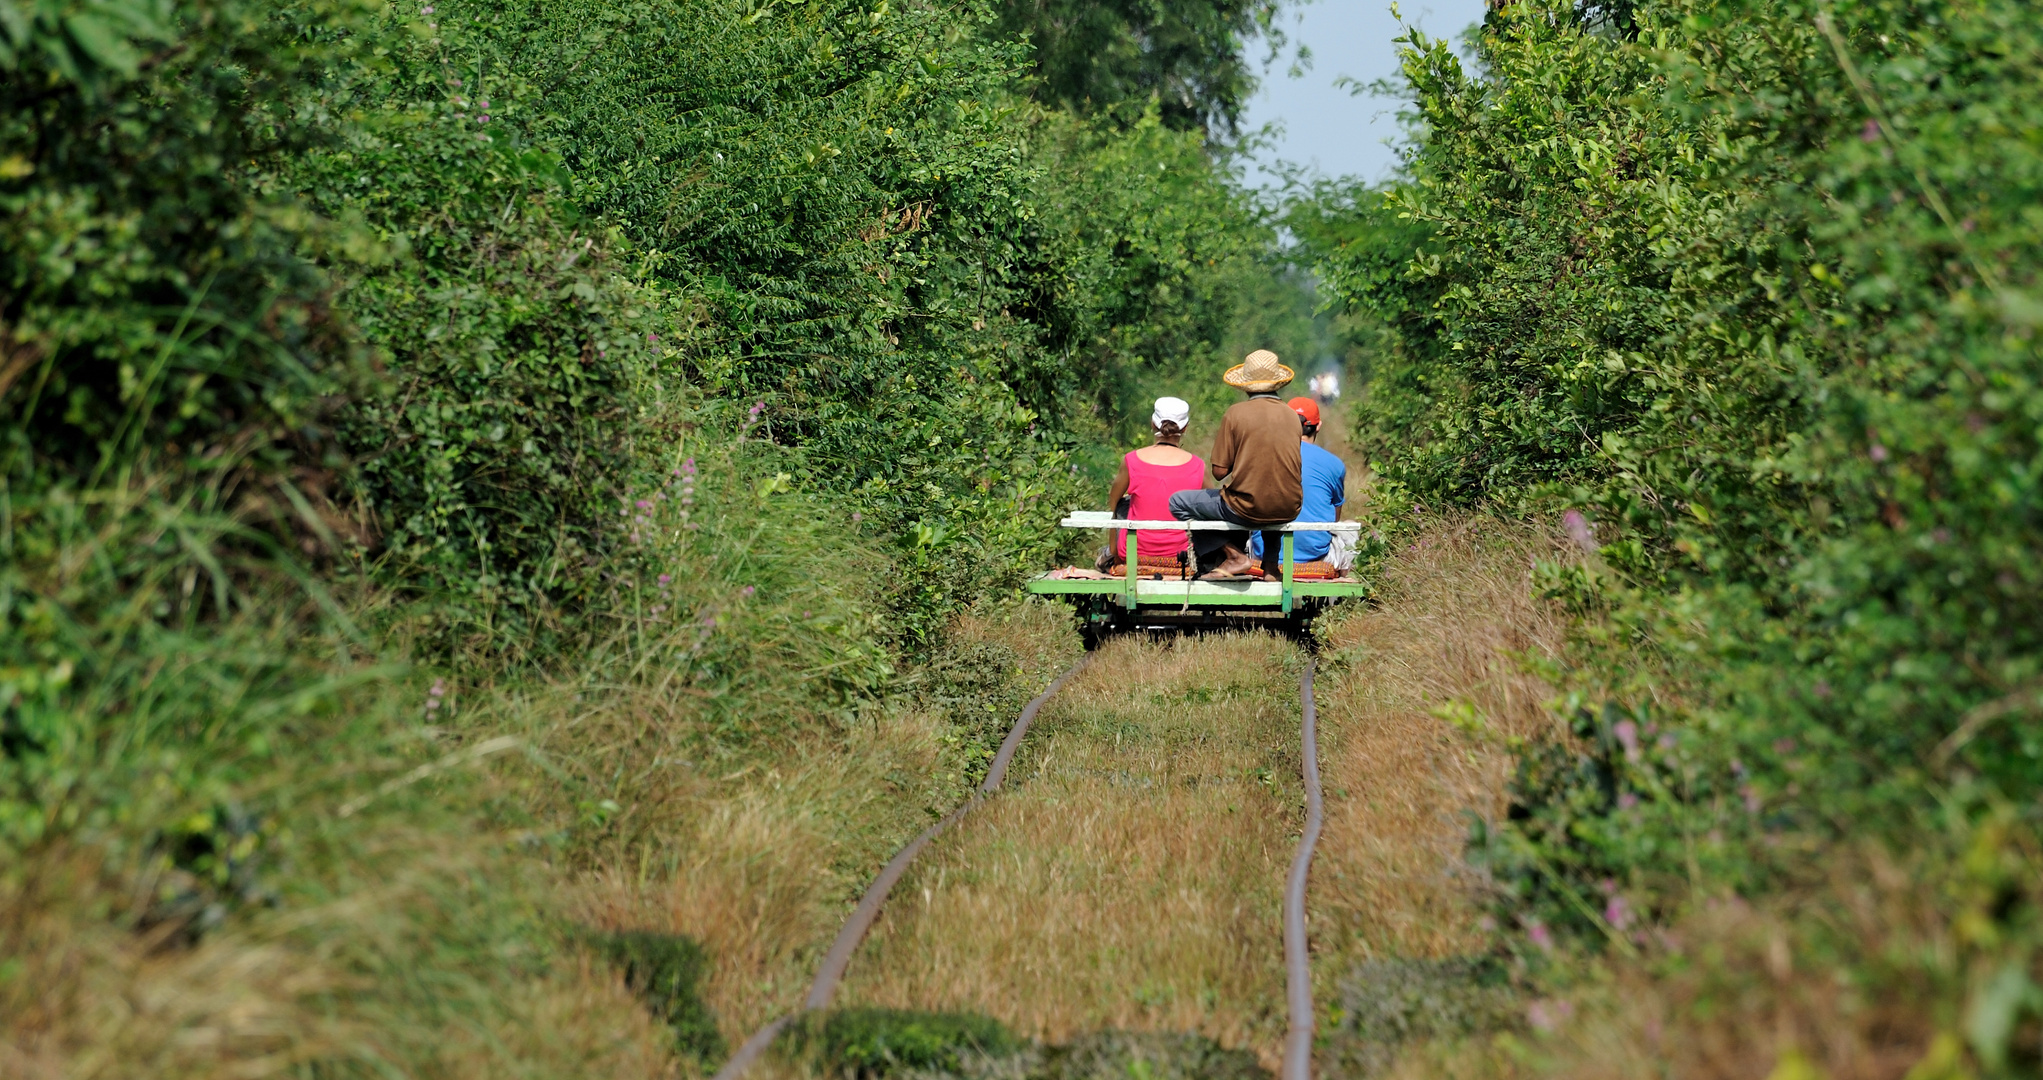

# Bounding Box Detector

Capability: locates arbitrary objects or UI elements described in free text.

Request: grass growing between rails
[836,633,1304,1065]
[764,1009,1268,1080]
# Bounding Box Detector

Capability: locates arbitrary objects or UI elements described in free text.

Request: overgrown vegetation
[0,0,1306,1072]
[776,1010,1266,1080]
[1297,0,2043,1072]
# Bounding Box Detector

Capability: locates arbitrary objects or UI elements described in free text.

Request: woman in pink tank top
[1101,397,1207,566]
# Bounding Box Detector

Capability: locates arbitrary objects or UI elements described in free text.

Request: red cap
[1287,396,1321,426]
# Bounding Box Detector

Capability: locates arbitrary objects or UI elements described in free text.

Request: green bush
[586,929,726,1064]
[787,1007,1019,1078]
[0,0,369,501]
[991,0,1283,134]
[1307,0,2043,946]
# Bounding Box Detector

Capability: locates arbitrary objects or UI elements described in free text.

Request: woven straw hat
[1222,349,1295,392]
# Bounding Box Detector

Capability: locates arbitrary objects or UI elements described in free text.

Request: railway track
[713,648,1327,1080]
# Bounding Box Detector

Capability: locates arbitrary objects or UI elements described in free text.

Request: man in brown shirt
[1169,350,1304,580]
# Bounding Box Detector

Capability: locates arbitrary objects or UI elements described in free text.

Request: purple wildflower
[1605,894,1633,930]
[1870,443,1889,462]
[850,511,862,523]
[1527,999,1572,1032]
[740,585,756,598]
[429,678,446,698]
[636,499,652,509]
[682,458,697,476]
[1618,791,1639,810]
[1861,119,1880,142]
[1563,509,1597,552]
[657,574,672,585]
[1527,922,1553,951]
[1614,719,1640,761]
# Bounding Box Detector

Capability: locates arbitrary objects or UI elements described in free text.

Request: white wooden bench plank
[1059,511,1362,535]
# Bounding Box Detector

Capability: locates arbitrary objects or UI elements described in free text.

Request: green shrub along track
[12,0,2043,1073]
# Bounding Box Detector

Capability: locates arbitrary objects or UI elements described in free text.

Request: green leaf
[1965,963,2038,1069]
[64,13,141,76]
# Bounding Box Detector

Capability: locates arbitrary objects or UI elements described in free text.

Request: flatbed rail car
[1028,511,1369,642]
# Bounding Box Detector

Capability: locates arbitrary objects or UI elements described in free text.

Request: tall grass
[839,633,1303,1064]
[0,408,1064,1076]
[0,475,684,1077]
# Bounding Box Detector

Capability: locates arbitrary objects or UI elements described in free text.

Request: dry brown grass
[565,705,953,1051]
[559,598,1083,1063]
[1373,838,1972,1080]
[1310,516,1572,967]
[837,632,1306,1064]
[0,839,678,1080]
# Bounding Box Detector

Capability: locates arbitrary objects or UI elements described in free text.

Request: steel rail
[1281,658,1324,1080]
[710,655,1094,1080]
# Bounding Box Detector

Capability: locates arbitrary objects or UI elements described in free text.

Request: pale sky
[1238,0,1490,190]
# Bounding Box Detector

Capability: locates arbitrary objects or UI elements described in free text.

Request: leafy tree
[994,0,1284,134]
[0,0,369,500]
[1306,0,2043,941]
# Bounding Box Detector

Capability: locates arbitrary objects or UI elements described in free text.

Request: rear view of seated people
[1250,396,1348,573]
[1169,350,1303,580]
[1097,397,1207,575]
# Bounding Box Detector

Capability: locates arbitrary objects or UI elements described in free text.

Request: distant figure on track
[1097,397,1207,575]
[1169,350,1303,581]
[1251,396,1347,570]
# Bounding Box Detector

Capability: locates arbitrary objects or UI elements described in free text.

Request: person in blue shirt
[1251,396,1346,566]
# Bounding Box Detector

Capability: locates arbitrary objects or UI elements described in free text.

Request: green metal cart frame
[1027,511,1370,644]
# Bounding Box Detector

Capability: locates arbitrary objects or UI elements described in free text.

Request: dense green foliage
[1,0,1299,1071]
[1306,0,2043,1063]
[1,0,366,514]
[994,0,1281,133]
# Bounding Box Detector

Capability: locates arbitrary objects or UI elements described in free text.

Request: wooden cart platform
[1027,511,1369,643]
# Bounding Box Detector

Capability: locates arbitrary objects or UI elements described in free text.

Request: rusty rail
[710,655,1093,1080]
[1281,658,1324,1080]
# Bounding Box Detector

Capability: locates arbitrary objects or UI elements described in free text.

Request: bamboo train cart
[1028,511,1369,646]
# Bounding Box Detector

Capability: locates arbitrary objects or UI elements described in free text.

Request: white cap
[1151,396,1190,429]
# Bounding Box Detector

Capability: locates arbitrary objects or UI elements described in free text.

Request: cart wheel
[1074,598,1117,651]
